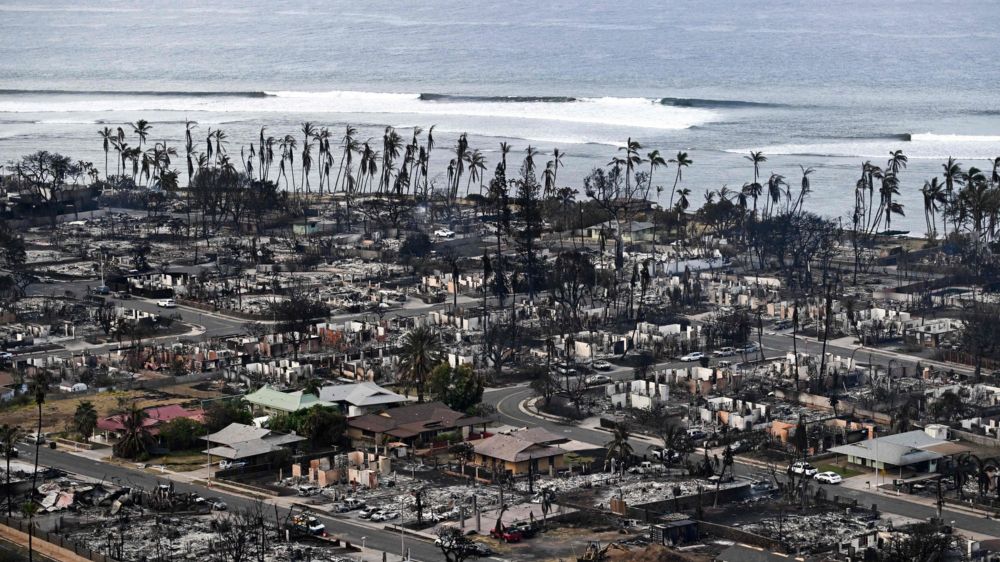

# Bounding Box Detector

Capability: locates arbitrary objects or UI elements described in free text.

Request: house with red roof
[96,404,204,441]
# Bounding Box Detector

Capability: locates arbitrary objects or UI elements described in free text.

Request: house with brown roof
[346,401,488,448]
[472,432,567,476]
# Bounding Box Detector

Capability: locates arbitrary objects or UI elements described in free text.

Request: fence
[1,516,118,562]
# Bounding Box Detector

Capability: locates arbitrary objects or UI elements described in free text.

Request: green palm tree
[73,401,98,442]
[1,424,21,517]
[604,424,634,468]
[668,151,693,209]
[399,326,442,403]
[112,403,152,459]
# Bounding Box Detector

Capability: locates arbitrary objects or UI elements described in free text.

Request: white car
[156,298,177,308]
[714,347,736,357]
[679,352,705,362]
[790,462,818,477]
[814,471,843,484]
[434,228,455,238]
[585,374,612,386]
[593,360,612,371]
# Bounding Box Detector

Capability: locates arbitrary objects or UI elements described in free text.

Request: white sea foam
[728,132,1000,160]
[0,89,717,137]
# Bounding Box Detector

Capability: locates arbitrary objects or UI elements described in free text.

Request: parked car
[290,515,325,535]
[0,352,13,363]
[114,291,131,299]
[814,471,843,484]
[433,228,455,238]
[156,298,177,308]
[509,521,538,539]
[686,428,707,441]
[790,462,818,477]
[359,507,377,519]
[93,285,111,295]
[740,343,760,354]
[679,352,705,362]
[208,498,227,511]
[729,440,750,454]
[371,510,399,522]
[593,360,612,371]
[585,374,612,386]
[489,527,523,543]
[629,461,664,475]
[343,497,365,510]
[652,448,683,463]
[714,347,736,357]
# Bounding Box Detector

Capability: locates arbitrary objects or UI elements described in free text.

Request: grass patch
[146,450,209,472]
[817,463,863,478]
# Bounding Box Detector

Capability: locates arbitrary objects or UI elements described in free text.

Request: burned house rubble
[4,126,1000,562]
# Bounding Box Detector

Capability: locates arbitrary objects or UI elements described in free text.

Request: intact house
[472,430,567,476]
[828,429,970,474]
[346,401,489,449]
[96,404,204,444]
[203,422,305,466]
[317,382,408,417]
[243,385,333,417]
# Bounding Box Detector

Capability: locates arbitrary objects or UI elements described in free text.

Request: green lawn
[817,463,863,478]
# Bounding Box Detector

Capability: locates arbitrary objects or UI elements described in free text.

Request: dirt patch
[1,390,189,434]
[160,380,233,399]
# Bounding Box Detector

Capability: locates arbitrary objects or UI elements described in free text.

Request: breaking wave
[0,89,718,133]
[659,97,789,109]
[728,132,1000,160]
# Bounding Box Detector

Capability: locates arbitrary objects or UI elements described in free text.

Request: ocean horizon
[3,0,1000,234]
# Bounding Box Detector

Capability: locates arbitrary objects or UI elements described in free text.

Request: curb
[519,397,573,423]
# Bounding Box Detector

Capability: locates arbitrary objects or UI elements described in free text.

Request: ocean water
[2,0,1000,234]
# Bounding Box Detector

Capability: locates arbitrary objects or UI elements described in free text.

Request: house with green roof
[244,385,334,417]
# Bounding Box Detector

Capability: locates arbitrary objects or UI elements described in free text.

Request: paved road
[22,446,442,562]
[483,385,1000,539]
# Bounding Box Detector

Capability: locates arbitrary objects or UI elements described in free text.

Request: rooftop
[318,381,408,408]
[828,430,969,466]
